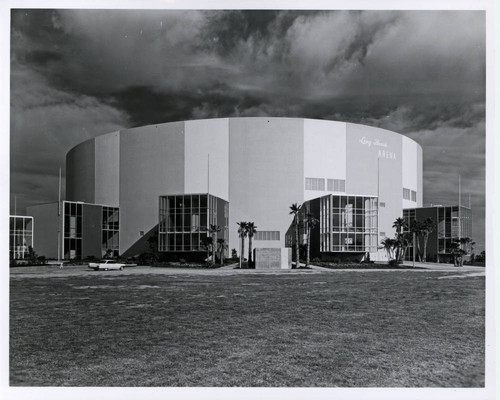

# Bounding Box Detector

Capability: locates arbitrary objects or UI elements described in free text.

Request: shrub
[388,259,399,267]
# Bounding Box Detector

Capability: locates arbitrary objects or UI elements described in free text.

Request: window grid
[320,195,378,253]
[305,177,325,191]
[327,179,346,192]
[255,231,280,241]
[63,201,83,259]
[159,194,228,252]
[102,206,119,255]
[9,216,33,260]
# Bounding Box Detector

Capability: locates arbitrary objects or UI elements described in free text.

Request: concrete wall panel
[26,203,60,259]
[184,119,229,200]
[82,203,102,258]
[346,123,403,244]
[417,145,423,206]
[119,122,185,254]
[303,119,347,201]
[95,132,120,207]
[402,136,419,209]
[228,118,304,250]
[66,139,95,203]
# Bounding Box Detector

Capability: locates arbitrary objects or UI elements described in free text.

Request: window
[379,232,385,236]
[327,179,346,192]
[255,231,280,241]
[9,216,33,260]
[63,201,83,259]
[312,194,378,253]
[159,194,228,252]
[403,188,411,200]
[411,190,417,202]
[379,202,386,208]
[102,206,120,255]
[305,177,325,191]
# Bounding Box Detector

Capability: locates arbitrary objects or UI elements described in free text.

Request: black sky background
[10,9,486,250]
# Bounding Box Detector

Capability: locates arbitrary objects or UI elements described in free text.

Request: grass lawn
[10,269,484,387]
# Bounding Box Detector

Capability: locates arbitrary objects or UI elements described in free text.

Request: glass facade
[158,194,228,252]
[63,201,82,259]
[403,205,472,257]
[63,201,120,259]
[437,206,472,254]
[319,194,378,252]
[9,216,33,259]
[102,206,120,256]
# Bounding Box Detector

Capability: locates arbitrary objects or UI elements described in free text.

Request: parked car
[88,260,126,271]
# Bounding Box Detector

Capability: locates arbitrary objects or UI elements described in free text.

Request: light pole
[413,231,416,268]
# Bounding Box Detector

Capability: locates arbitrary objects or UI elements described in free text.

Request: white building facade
[38,117,422,260]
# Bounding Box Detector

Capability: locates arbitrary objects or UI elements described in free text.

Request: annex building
[28,117,425,261]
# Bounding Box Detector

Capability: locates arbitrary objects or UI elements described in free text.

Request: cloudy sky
[10,9,486,251]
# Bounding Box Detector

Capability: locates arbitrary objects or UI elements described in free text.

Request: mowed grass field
[10,268,484,387]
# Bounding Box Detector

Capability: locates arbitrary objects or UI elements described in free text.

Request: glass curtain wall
[403,206,472,258]
[320,195,378,252]
[102,206,119,256]
[63,201,82,259]
[438,206,472,254]
[9,216,33,259]
[159,194,228,252]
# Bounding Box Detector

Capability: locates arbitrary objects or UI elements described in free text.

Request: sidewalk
[400,260,486,272]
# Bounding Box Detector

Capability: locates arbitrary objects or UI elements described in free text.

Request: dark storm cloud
[10,9,486,250]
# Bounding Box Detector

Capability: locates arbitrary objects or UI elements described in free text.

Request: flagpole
[458,174,461,240]
[58,167,61,262]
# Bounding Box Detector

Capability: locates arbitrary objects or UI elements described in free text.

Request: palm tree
[246,222,257,266]
[392,217,407,235]
[399,231,413,262]
[421,217,435,262]
[449,240,464,267]
[305,213,319,267]
[459,236,474,253]
[289,203,302,268]
[392,217,408,262]
[217,238,227,266]
[380,237,396,261]
[200,236,213,262]
[409,219,423,262]
[209,224,221,263]
[237,221,248,269]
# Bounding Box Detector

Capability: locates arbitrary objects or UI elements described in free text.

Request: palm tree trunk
[295,216,300,268]
[212,234,216,263]
[423,234,428,262]
[239,237,242,269]
[242,237,245,267]
[306,227,310,267]
[248,236,253,266]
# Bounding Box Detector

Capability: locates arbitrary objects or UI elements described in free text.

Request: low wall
[254,248,292,270]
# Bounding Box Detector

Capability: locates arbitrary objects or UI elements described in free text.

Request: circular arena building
[59,117,422,262]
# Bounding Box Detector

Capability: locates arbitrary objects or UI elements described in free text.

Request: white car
[88,260,126,271]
